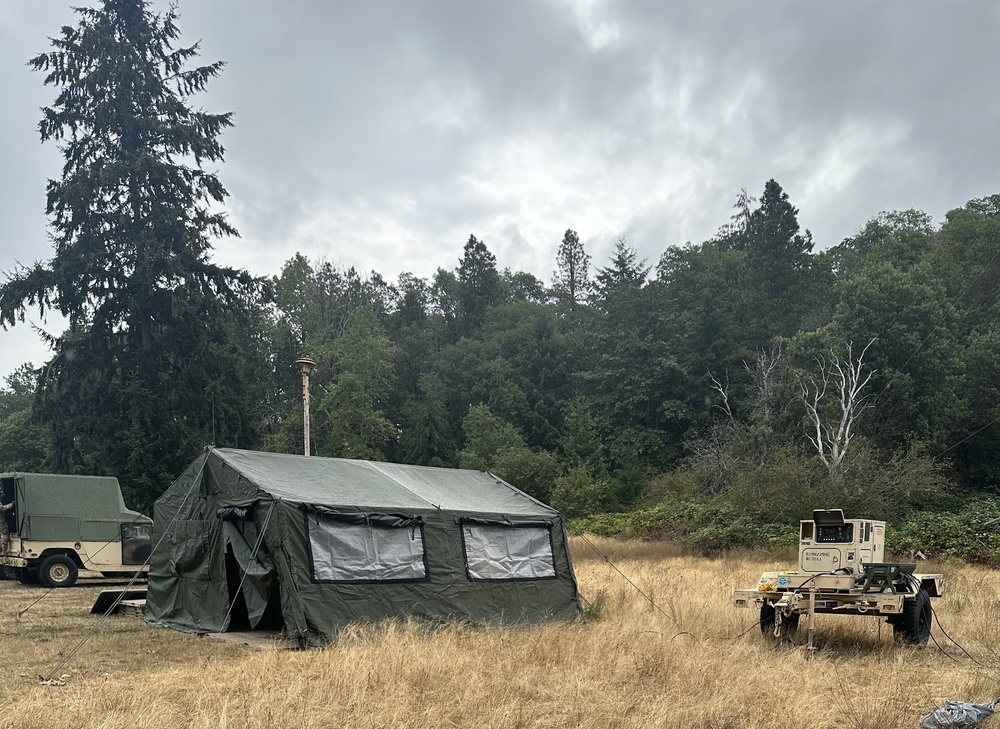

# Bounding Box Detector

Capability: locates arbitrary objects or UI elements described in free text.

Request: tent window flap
[462,523,556,580]
[307,513,427,583]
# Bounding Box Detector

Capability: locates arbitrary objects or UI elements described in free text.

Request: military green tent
[145,447,580,644]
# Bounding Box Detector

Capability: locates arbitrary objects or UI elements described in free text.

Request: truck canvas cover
[1,473,146,542]
[145,447,580,644]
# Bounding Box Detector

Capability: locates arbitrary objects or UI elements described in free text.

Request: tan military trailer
[0,473,152,588]
[733,509,943,647]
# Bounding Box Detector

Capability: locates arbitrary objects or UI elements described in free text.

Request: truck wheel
[760,602,799,640]
[894,588,931,645]
[38,554,79,588]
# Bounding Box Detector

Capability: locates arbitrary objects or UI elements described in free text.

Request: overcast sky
[1,1,998,379]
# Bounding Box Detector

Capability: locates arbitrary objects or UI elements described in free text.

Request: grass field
[0,538,998,728]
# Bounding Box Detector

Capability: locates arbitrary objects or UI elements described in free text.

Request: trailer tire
[893,588,931,645]
[38,554,78,588]
[760,602,799,640]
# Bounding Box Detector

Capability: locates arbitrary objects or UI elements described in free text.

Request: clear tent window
[307,514,427,583]
[462,523,556,580]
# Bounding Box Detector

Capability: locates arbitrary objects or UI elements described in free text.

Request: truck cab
[0,473,152,587]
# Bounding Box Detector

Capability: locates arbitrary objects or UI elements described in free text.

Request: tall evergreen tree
[655,241,746,425]
[398,373,456,466]
[315,308,397,460]
[593,237,650,299]
[585,239,683,473]
[743,179,811,256]
[552,229,590,312]
[430,267,461,345]
[0,0,260,509]
[456,235,503,337]
[732,180,831,345]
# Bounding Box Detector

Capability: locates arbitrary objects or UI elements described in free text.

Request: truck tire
[760,602,800,640]
[893,588,931,645]
[38,554,79,588]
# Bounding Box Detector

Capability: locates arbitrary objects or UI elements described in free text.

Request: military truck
[0,473,152,587]
[733,509,944,647]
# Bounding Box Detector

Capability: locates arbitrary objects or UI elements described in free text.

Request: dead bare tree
[708,371,734,419]
[707,343,783,423]
[700,345,786,484]
[800,339,877,479]
[745,342,783,422]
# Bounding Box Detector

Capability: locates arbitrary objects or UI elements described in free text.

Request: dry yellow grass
[0,538,998,728]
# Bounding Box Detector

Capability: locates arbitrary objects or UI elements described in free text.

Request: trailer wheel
[38,554,78,588]
[893,588,931,645]
[759,602,800,640]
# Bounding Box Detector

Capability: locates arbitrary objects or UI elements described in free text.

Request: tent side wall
[273,501,580,644]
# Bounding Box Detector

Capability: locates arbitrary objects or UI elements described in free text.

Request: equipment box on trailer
[733,509,943,646]
[0,473,152,587]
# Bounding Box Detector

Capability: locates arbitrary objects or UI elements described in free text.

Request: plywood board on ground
[202,630,299,651]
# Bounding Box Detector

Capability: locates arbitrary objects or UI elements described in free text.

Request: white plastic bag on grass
[921,700,998,729]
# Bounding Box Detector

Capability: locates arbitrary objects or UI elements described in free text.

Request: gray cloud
[2,1,998,377]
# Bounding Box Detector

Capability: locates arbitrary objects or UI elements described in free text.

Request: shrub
[551,467,611,518]
[721,446,824,522]
[834,439,950,520]
[569,497,798,553]
[890,498,1000,563]
[490,446,560,503]
[639,470,700,505]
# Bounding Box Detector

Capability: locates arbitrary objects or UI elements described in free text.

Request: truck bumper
[0,556,28,568]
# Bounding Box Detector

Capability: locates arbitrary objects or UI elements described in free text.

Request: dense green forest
[2,1,998,551]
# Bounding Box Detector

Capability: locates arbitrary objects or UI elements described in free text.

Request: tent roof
[212,448,553,517]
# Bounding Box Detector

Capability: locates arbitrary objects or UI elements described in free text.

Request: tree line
[1,1,997,524]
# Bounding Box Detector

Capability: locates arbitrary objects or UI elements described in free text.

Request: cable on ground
[576,533,676,624]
